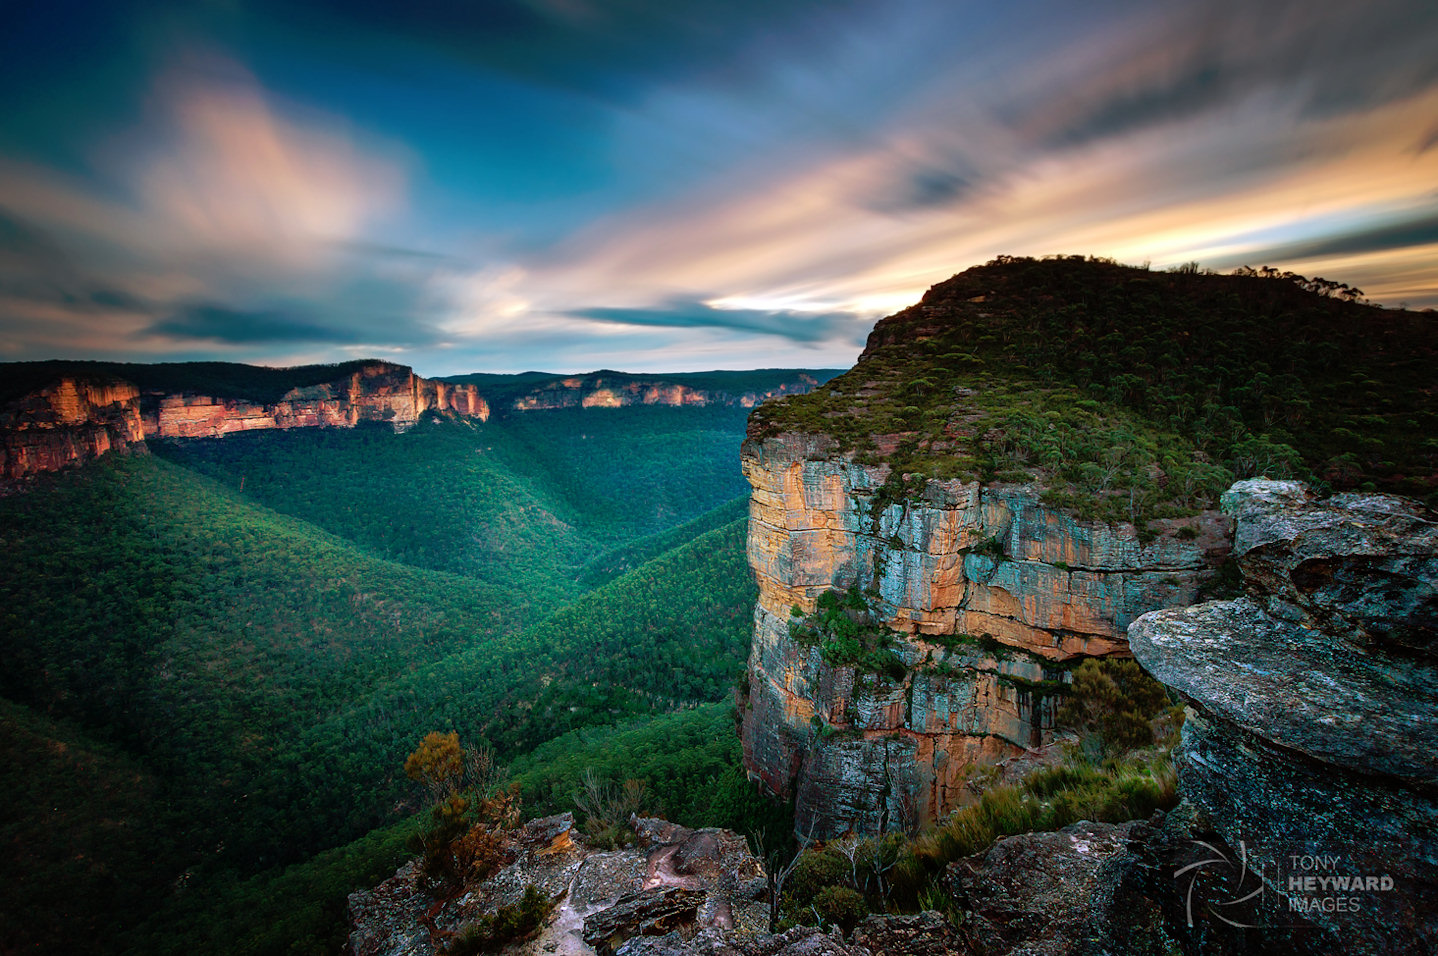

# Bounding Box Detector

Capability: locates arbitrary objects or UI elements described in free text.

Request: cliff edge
[1130,479,1437,953]
[0,360,488,479]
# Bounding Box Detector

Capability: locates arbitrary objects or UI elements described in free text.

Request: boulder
[583,888,708,955]
[1130,481,1438,954]
[947,820,1142,955]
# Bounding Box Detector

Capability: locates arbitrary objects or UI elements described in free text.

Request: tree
[405,731,465,802]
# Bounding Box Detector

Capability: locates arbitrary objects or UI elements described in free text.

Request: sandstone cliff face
[740,431,1229,837]
[511,374,821,412]
[0,377,145,479]
[142,362,488,439]
[0,361,488,478]
[1130,480,1438,954]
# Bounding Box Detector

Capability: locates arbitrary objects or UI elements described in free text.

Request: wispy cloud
[149,303,363,344]
[566,298,859,343]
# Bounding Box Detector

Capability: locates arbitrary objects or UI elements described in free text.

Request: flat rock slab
[1130,597,1438,787]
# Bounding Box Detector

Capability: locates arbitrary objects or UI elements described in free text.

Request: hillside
[151,407,756,587]
[0,407,761,955]
[752,256,1438,522]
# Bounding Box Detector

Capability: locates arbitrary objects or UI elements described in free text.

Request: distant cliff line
[0,360,838,479]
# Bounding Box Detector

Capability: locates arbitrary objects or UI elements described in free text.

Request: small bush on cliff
[1057,659,1171,754]
[812,885,867,934]
[789,587,908,679]
[404,733,520,893]
[573,769,656,849]
[444,885,555,955]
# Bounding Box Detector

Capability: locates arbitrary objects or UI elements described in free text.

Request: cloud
[248,0,876,102]
[149,303,363,344]
[1000,0,1438,150]
[565,298,860,343]
[128,53,407,266]
[1233,212,1438,266]
[0,53,423,360]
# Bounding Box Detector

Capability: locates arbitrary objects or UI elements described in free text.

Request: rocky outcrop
[740,431,1229,837]
[510,374,822,412]
[1129,480,1438,954]
[141,362,487,439]
[947,819,1144,955]
[0,361,488,479]
[348,815,768,956]
[0,377,145,479]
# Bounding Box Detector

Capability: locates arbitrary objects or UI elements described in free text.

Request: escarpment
[0,376,145,478]
[456,369,833,414]
[512,374,818,411]
[740,431,1229,837]
[0,360,488,479]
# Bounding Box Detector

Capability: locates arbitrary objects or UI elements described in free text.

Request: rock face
[1129,480,1438,954]
[740,430,1229,837]
[142,362,487,439]
[947,819,1144,956]
[0,377,145,479]
[510,373,821,412]
[0,361,488,479]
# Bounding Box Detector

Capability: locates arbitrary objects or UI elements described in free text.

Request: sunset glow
[2,0,1434,372]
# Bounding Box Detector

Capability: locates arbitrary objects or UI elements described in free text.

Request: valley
[0,372,833,955]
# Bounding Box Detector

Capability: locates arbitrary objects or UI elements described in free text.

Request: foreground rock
[948,820,1142,955]
[348,815,767,956]
[1130,480,1438,955]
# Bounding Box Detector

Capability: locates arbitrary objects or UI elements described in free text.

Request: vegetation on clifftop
[751,256,1438,521]
[0,358,388,405]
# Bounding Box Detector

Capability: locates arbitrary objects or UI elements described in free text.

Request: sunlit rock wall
[740,430,1229,837]
[1,362,489,478]
[0,378,145,478]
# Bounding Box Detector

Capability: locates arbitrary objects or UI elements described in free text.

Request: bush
[1057,659,1170,753]
[813,885,867,934]
[445,885,555,955]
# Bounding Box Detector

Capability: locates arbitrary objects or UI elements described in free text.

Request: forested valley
[0,403,795,955]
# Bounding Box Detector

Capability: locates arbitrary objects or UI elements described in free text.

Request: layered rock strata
[1129,479,1438,954]
[1,361,488,479]
[740,430,1229,837]
[0,377,144,478]
[141,362,487,439]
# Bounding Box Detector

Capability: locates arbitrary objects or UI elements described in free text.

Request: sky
[0,0,1435,375]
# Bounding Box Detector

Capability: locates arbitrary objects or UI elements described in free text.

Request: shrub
[444,885,555,955]
[813,885,866,934]
[1057,659,1170,753]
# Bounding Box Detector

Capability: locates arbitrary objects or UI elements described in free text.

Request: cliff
[0,360,488,479]
[738,256,1435,839]
[512,373,820,412]
[740,431,1228,837]
[441,369,838,415]
[0,376,145,478]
